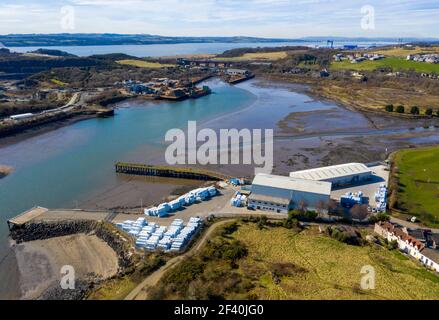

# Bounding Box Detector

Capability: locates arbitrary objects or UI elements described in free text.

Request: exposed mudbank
[0,165,12,178]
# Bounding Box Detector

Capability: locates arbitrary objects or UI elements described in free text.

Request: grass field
[372,46,439,58]
[331,57,439,74]
[152,222,439,300]
[116,59,175,68]
[50,78,68,86]
[393,146,439,226]
[214,51,288,62]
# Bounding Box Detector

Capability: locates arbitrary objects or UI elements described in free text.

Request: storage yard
[330,164,390,210]
[116,217,202,252]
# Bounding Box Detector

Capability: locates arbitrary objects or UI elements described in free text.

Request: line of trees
[385,104,439,116]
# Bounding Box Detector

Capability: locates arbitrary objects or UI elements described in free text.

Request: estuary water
[6,40,395,57]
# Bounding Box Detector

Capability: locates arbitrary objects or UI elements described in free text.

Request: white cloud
[0,0,437,37]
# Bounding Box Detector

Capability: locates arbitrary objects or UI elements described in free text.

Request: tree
[410,106,420,115]
[385,104,394,112]
[436,110,439,117]
[297,199,308,213]
[396,105,405,113]
[425,108,433,116]
[349,204,369,222]
[315,200,328,216]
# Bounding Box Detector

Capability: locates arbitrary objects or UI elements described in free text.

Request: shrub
[425,108,433,116]
[257,216,268,229]
[221,222,239,236]
[410,106,420,115]
[385,104,394,112]
[288,209,317,221]
[326,226,364,246]
[369,213,391,223]
[436,110,439,117]
[304,210,318,220]
[396,105,405,113]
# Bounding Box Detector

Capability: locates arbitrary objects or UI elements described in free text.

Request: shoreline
[259,73,439,122]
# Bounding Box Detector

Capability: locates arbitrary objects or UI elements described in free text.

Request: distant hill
[0,34,299,47]
[300,36,439,43]
[30,48,76,57]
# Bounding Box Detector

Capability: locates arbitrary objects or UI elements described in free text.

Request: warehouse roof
[252,173,332,195]
[289,163,371,181]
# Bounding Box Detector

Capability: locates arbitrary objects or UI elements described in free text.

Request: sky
[0,0,438,38]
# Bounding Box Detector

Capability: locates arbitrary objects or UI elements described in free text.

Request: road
[124,219,234,300]
[390,216,439,233]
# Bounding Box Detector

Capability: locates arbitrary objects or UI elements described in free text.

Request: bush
[369,213,391,223]
[410,106,420,115]
[287,209,317,221]
[326,226,364,246]
[425,108,433,116]
[257,216,268,229]
[396,105,405,113]
[436,110,439,117]
[385,104,394,112]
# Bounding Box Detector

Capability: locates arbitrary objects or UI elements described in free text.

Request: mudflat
[15,234,119,299]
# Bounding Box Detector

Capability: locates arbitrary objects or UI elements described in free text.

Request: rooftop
[252,173,332,195]
[422,248,439,264]
[289,163,372,181]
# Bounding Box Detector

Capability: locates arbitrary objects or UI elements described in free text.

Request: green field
[331,57,439,74]
[116,59,175,68]
[393,146,439,226]
[151,221,439,300]
[213,51,289,62]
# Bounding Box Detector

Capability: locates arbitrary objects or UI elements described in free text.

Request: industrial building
[225,68,251,76]
[248,173,332,214]
[289,163,372,188]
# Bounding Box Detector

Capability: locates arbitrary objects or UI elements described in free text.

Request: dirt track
[125,219,234,300]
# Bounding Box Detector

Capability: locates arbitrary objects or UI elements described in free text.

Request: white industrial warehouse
[248,173,332,213]
[289,163,372,188]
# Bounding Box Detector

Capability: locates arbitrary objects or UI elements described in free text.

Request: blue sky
[0,0,438,38]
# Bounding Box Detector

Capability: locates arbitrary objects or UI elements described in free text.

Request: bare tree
[350,204,369,222]
[298,199,308,213]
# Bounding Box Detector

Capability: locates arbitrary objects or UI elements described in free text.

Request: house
[374,222,439,272]
[427,233,439,249]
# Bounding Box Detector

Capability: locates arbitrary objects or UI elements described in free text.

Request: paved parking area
[330,165,390,207]
[112,187,235,225]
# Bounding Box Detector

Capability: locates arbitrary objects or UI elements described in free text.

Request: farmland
[116,59,175,69]
[331,57,439,74]
[371,46,439,58]
[149,221,439,300]
[214,51,289,62]
[392,146,439,227]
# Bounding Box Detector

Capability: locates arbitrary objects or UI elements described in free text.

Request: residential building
[374,222,439,273]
